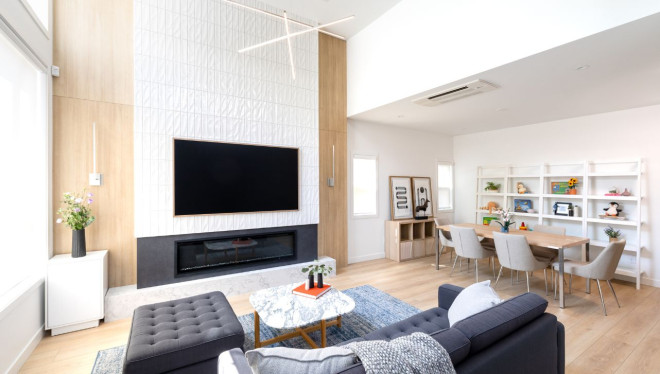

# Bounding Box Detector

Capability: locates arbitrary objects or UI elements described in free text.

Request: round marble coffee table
[249,282,355,348]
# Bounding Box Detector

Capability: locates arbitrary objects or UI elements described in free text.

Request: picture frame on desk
[390,176,413,220]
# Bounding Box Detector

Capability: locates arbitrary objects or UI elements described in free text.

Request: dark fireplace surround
[137,224,318,289]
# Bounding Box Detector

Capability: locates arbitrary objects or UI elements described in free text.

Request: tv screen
[174,139,299,216]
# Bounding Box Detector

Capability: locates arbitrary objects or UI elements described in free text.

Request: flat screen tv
[174,139,299,216]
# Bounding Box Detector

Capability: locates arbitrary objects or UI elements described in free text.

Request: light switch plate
[89,173,103,186]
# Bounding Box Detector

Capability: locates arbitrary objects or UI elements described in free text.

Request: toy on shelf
[621,188,632,196]
[519,222,528,230]
[604,202,622,216]
[479,201,500,214]
[517,182,527,194]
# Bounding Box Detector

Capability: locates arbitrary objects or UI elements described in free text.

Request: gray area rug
[91,285,421,373]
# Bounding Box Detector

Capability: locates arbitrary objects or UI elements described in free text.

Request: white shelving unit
[475,160,644,289]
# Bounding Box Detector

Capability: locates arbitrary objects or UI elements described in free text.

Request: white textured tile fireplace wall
[134,0,319,237]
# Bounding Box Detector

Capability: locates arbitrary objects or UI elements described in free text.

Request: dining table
[436,223,591,309]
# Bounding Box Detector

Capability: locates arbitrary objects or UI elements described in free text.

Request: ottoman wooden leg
[254,311,261,348]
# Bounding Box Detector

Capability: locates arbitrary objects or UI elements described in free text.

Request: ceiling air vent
[412,79,498,106]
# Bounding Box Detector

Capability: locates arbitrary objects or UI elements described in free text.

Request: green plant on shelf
[484,182,501,192]
[604,226,622,239]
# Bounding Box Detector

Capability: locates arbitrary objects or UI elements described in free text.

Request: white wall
[347,120,453,263]
[134,0,319,237]
[0,281,45,374]
[453,104,660,285]
[347,0,660,116]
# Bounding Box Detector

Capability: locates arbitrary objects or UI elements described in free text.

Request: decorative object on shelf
[56,190,95,258]
[519,222,528,230]
[605,187,620,196]
[526,209,536,213]
[482,216,497,225]
[484,181,501,192]
[516,182,528,194]
[621,188,632,196]
[412,177,433,219]
[553,202,573,216]
[390,176,413,220]
[494,208,515,233]
[514,199,532,212]
[478,201,500,213]
[604,226,622,243]
[573,205,581,218]
[551,182,569,194]
[603,202,622,217]
[567,178,579,195]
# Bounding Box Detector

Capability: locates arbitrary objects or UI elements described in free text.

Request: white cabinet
[46,250,108,335]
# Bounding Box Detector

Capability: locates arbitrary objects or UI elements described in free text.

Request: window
[437,162,453,211]
[0,29,48,298]
[23,0,50,32]
[352,155,378,217]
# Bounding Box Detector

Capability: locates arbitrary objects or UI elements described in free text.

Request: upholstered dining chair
[493,232,551,294]
[553,240,626,316]
[449,226,496,283]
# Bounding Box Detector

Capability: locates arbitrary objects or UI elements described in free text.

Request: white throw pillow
[447,280,502,326]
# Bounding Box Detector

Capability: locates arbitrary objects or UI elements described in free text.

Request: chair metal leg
[554,270,558,300]
[569,274,573,294]
[491,256,496,278]
[475,259,479,282]
[596,279,607,316]
[511,268,514,285]
[526,272,530,293]
[544,269,548,296]
[607,280,621,308]
[517,271,520,283]
[494,266,503,288]
[450,255,459,276]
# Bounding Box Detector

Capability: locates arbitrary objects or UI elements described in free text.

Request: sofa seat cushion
[245,346,356,374]
[123,291,245,374]
[452,292,548,355]
[361,307,449,341]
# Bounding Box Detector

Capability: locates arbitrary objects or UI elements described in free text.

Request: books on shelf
[292,283,333,299]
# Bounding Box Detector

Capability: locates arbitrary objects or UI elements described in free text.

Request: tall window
[0,29,48,298]
[437,162,453,211]
[352,155,378,217]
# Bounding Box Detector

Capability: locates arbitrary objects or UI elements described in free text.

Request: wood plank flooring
[20,254,660,373]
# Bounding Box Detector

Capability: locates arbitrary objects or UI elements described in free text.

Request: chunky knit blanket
[346,332,456,374]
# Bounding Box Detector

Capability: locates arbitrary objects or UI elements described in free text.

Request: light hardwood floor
[20,254,660,374]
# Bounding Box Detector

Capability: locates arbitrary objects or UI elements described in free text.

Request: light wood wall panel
[53,0,135,287]
[318,34,348,267]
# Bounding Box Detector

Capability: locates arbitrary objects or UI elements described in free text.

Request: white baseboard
[348,252,385,264]
[7,324,44,374]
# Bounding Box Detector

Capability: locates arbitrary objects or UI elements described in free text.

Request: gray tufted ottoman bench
[122,291,245,374]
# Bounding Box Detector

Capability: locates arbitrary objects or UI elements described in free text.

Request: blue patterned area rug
[91,285,420,374]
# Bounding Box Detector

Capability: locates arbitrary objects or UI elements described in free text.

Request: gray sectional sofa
[221,284,565,374]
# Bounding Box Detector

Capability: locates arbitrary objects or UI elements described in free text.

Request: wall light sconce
[89,122,103,186]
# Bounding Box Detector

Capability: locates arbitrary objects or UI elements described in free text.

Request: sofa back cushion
[452,292,548,355]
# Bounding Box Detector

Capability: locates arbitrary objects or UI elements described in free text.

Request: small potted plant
[484,182,501,193]
[604,226,622,243]
[494,208,515,233]
[56,190,95,258]
[567,178,579,195]
[302,261,334,289]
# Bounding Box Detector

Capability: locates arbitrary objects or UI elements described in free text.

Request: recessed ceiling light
[575,65,591,71]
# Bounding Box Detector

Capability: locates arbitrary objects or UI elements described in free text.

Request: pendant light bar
[283,11,296,80]
[222,0,346,40]
[239,15,354,53]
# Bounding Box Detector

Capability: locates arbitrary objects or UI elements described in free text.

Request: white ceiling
[258,0,401,38]
[349,13,660,135]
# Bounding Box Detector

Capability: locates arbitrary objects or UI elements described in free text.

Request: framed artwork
[412,177,433,218]
[389,176,413,220]
[514,199,533,212]
[551,182,569,194]
[482,216,497,225]
[553,202,573,216]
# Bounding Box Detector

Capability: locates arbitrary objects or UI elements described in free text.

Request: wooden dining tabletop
[437,223,590,249]
[436,222,591,309]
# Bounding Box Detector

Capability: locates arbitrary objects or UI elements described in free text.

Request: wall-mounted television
[173,139,299,216]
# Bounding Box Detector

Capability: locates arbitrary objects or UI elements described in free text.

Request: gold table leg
[254,310,261,348]
[254,315,343,349]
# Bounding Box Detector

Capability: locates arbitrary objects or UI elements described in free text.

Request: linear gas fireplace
[176,232,295,274]
[137,224,317,288]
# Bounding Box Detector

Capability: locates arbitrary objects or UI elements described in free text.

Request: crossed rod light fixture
[222,0,354,79]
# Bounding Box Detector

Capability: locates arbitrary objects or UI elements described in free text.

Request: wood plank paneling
[52,97,136,287]
[52,0,135,287]
[318,34,348,267]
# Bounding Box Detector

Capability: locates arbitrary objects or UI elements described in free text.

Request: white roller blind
[352,155,378,217]
[437,162,453,211]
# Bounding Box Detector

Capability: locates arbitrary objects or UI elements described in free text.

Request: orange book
[292,283,333,299]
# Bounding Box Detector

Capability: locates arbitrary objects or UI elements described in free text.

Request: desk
[437,223,590,309]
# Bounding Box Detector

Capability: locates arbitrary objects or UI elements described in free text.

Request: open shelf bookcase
[475,160,644,289]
